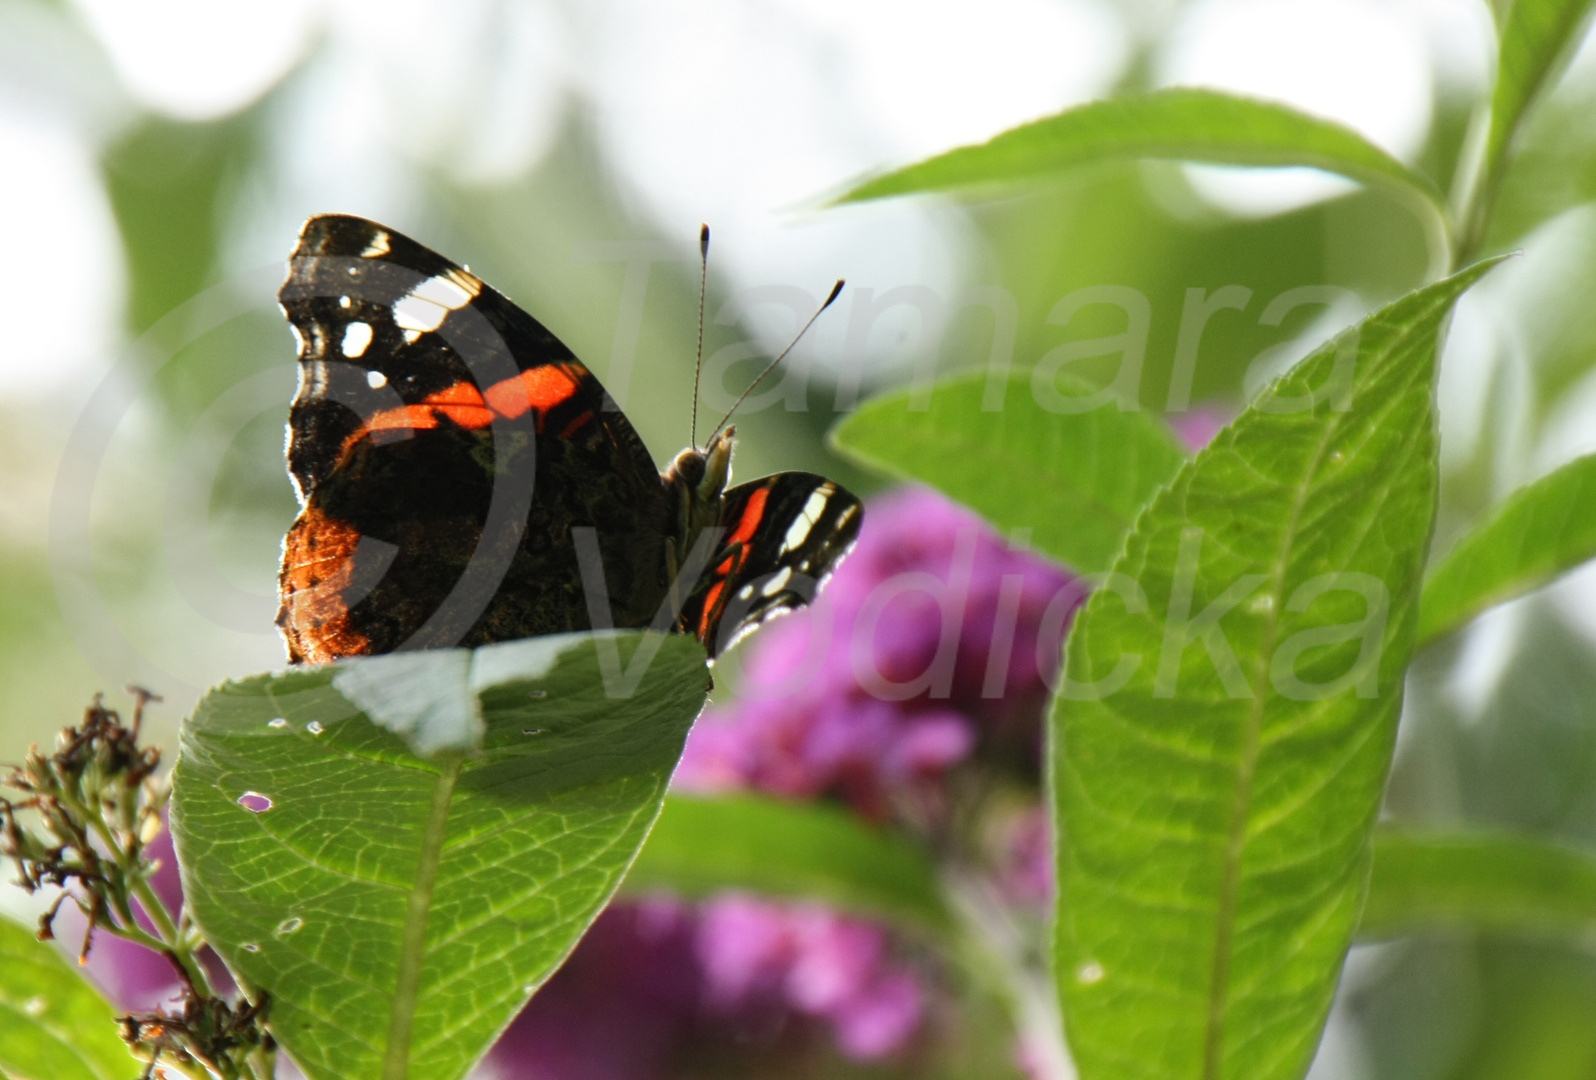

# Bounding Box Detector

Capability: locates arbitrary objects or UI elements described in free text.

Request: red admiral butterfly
[276,214,862,664]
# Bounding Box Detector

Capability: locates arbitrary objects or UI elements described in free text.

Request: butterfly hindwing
[685,473,864,657]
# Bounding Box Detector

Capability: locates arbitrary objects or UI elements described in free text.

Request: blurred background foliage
[4,0,1596,1077]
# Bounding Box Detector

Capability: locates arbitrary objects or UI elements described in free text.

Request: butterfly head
[664,426,735,572]
[668,425,734,505]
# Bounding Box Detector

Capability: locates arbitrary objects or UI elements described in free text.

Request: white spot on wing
[361,231,391,257]
[761,566,794,596]
[341,321,373,358]
[367,369,387,389]
[338,295,352,309]
[392,273,480,336]
[414,272,477,309]
[782,485,834,553]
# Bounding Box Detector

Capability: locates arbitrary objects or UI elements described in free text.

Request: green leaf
[1484,0,1596,184]
[1359,828,1596,941]
[624,794,951,931]
[834,88,1445,216]
[1418,452,1596,645]
[171,631,710,1080]
[0,916,138,1080]
[1052,260,1503,1080]
[830,370,1187,573]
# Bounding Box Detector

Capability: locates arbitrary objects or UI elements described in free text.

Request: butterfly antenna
[690,224,710,449]
[708,279,845,441]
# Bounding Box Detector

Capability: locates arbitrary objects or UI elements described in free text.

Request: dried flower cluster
[2,691,273,1080]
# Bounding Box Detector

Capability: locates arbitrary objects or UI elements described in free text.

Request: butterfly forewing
[277,215,673,662]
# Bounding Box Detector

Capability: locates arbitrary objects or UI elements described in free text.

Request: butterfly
[275,214,863,664]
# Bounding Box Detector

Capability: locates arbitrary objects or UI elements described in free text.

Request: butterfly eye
[672,449,706,488]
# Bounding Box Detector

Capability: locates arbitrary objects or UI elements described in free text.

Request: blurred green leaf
[1052,260,1502,1080]
[1484,0,1596,189]
[172,632,710,1080]
[1360,828,1596,940]
[625,793,951,931]
[0,916,137,1080]
[830,370,1187,573]
[102,112,261,335]
[834,88,1445,216]
[1418,452,1596,646]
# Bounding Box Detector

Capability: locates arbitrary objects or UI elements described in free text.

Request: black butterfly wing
[683,473,864,657]
[277,214,673,663]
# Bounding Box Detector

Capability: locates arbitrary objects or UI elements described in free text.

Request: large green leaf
[625,794,950,931]
[1359,828,1596,941]
[172,632,710,1080]
[1484,0,1596,188]
[834,88,1445,218]
[1417,451,1596,645]
[0,916,137,1080]
[1052,261,1502,1080]
[830,370,1187,573]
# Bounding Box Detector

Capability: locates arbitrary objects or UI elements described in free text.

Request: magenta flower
[486,897,927,1078]
[696,895,924,1059]
[678,486,1080,821]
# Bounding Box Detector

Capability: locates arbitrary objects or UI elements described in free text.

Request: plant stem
[67,789,216,998]
[944,871,1075,1080]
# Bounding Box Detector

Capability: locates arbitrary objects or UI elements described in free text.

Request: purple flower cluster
[488,898,924,1080]
[679,487,1079,821]
[695,895,924,1059]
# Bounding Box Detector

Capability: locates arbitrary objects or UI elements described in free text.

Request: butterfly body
[276,214,861,663]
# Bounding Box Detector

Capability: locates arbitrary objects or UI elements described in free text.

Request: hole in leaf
[1076,960,1105,985]
[522,728,545,736]
[306,720,325,735]
[237,792,273,813]
[268,718,288,729]
[276,917,304,935]
[242,943,261,953]
[22,996,46,1017]
[528,689,547,699]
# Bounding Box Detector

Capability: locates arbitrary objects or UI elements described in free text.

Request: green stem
[94,912,177,956]
[1448,89,1511,271]
[68,791,216,999]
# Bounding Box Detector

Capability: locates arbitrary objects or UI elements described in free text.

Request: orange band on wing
[485,365,582,418]
[341,365,585,459]
[422,383,493,428]
[341,404,440,457]
[698,580,726,639]
[695,486,772,640]
[726,486,770,548]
